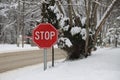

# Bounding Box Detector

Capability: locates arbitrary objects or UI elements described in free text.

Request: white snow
[80,28,87,40]
[0,44,58,54]
[56,13,60,20]
[81,17,86,26]
[63,25,69,31]
[0,2,18,17]
[117,16,120,20]
[58,37,72,47]
[54,5,59,14]
[48,6,55,11]
[10,2,18,9]
[0,8,8,17]
[64,38,72,47]
[41,0,49,4]
[0,47,120,80]
[60,17,69,28]
[0,44,39,54]
[70,26,81,36]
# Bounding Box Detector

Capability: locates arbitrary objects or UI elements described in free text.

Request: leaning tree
[41,0,118,60]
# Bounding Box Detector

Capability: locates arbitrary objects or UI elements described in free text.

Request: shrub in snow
[57,17,94,60]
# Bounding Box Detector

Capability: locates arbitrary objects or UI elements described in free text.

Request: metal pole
[44,48,47,70]
[52,46,54,67]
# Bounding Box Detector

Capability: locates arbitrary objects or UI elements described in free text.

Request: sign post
[44,48,47,70]
[33,23,58,70]
[52,46,54,67]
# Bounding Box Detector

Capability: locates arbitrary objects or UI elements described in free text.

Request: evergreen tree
[41,0,59,29]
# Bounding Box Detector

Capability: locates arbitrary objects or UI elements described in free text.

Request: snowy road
[0,48,66,73]
[0,47,120,80]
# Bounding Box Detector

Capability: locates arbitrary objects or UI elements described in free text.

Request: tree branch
[94,0,117,42]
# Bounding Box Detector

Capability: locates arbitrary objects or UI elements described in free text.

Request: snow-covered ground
[0,47,120,80]
[0,44,58,53]
[0,44,39,53]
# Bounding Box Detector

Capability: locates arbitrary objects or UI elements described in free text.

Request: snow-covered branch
[95,0,117,40]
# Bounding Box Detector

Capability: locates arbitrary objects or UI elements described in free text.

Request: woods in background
[0,0,119,59]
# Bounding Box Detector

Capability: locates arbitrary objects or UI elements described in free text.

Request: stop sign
[33,23,58,48]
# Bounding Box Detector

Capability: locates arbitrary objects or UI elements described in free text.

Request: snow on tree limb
[94,0,117,41]
[93,0,106,7]
[55,0,66,17]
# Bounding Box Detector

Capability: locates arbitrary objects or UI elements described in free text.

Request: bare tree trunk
[71,3,82,27]
[94,0,117,44]
[84,0,90,57]
[67,0,72,27]
[91,0,101,29]
[22,0,25,48]
[56,1,66,17]
[17,0,20,47]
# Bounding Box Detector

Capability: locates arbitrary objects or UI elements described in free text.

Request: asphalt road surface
[0,48,66,73]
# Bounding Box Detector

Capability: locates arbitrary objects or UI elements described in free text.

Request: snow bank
[0,44,58,54]
[0,47,120,80]
[0,44,39,53]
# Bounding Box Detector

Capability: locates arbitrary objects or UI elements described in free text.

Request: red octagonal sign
[33,23,58,48]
